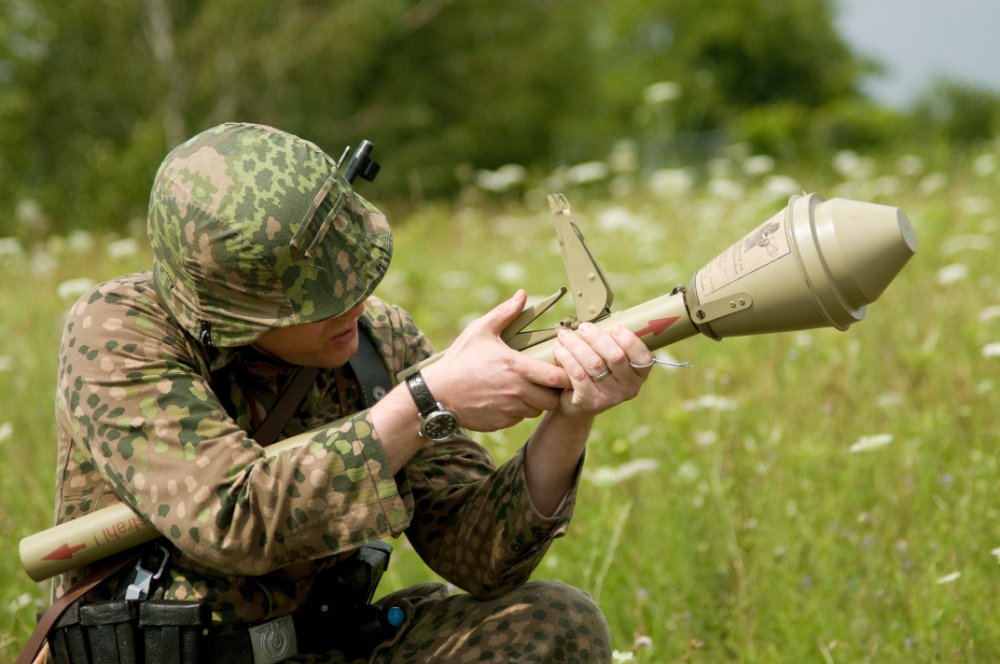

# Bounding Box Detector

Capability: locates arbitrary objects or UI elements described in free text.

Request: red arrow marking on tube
[635,317,680,337]
[42,542,87,561]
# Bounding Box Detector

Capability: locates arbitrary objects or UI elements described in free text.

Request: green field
[2,152,999,662]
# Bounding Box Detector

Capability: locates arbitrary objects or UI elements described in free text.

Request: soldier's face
[251,302,367,368]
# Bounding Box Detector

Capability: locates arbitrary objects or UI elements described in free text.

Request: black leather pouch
[139,600,209,664]
[79,600,139,664]
[48,603,90,664]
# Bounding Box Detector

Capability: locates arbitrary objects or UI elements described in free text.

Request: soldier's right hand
[421,290,570,432]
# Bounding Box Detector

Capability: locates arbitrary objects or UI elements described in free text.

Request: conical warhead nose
[814,198,917,310]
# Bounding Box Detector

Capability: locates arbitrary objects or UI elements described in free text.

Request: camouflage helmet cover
[148,122,393,347]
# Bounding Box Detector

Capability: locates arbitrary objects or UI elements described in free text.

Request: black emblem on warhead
[745,220,781,257]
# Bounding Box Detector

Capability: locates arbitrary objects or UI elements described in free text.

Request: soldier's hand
[550,322,653,420]
[422,290,570,432]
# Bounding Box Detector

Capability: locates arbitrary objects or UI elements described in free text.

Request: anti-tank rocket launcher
[400,191,917,376]
[18,190,917,582]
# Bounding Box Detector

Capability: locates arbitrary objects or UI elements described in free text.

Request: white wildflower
[676,460,699,484]
[5,592,33,613]
[67,230,95,254]
[475,164,527,193]
[107,238,139,260]
[30,250,57,277]
[476,285,498,305]
[833,150,874,181]
[0,237,25,260]
[608,139,639,173]
[977,380,994,394]
[982,343,1000,358]
[628,425,652,443]
[612,651,635,664]
[918,173,947,197]
[16,199,47,228]
[896,155,924,177]
[941,234,993,257]
[440,271,471,289]
[694,431,717,447]
[633,635,653,651]
[0,356,12,372]
[935,264,968,286]
[793,331,813,347]
[57,277,96,301]
[608,175,634,198]
[977,305,1000,323]
[743,155,775,176]
[936,571,961,584]
[972,154,998,177]
[849,434,892,453]
[870,175,901,196]
[586,459,659,487]
[0,422,13,443]
[961,196,993,216]
[682,395,737,411]
[566,161,609,185]
[707,178,744,201]
[991,547,1000,563]
[708,158,734,179]
[764,175,801,198]
[649,168,694,198]
[495,262,527,284]
[643,81,682,105]
[876,392,903,409]
[597,207,643,232]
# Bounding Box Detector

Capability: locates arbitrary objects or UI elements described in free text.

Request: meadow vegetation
[2,144,999,662]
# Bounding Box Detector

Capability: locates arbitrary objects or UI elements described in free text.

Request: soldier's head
[146,123,392,362]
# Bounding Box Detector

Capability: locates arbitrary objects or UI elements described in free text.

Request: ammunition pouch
[42,542,399,664]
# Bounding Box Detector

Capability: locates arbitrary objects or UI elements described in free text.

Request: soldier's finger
[511,352,572,390]
[610,325,655,376]
[577,323,634,377]
[555,327,609,381]
[553,339,606,391]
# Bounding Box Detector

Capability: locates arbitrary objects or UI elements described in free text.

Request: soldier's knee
[515,581,611,662]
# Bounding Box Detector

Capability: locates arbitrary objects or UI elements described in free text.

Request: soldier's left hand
[550,322,654,420]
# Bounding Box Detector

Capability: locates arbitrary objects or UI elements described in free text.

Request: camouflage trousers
[311,581,611,664]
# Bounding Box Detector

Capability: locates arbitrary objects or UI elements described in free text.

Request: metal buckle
[124,544,170,601]
[249,614,299,664]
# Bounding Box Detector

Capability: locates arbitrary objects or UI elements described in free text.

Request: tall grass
[3,151,999,662]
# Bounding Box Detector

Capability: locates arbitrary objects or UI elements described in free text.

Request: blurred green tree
[0,0,875,236]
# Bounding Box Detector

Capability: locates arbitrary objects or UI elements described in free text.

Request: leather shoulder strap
[253,366,320,447]
[347,324,393,409]
[253,324,391,446]
[15,547,148,664]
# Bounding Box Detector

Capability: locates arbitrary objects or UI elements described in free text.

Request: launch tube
[20,193,916,582]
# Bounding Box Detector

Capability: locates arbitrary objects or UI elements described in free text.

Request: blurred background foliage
[1,0,999,237]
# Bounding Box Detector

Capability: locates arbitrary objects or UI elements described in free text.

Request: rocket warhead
[683,193,917,341]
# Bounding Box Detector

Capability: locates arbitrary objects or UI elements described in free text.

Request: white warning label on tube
[696,209,791,297]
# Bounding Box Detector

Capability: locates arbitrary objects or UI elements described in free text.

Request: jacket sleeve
[56,278,411,577]
[362,298,582,599]
[403,438,580,600]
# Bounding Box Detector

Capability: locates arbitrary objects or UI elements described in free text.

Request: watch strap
[405,370,438,416]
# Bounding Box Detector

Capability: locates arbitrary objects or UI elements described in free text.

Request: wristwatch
[404,370,459,441]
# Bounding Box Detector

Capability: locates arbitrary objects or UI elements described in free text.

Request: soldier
[51,123,655,663]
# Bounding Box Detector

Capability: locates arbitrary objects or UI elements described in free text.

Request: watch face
[423,411,459,441]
